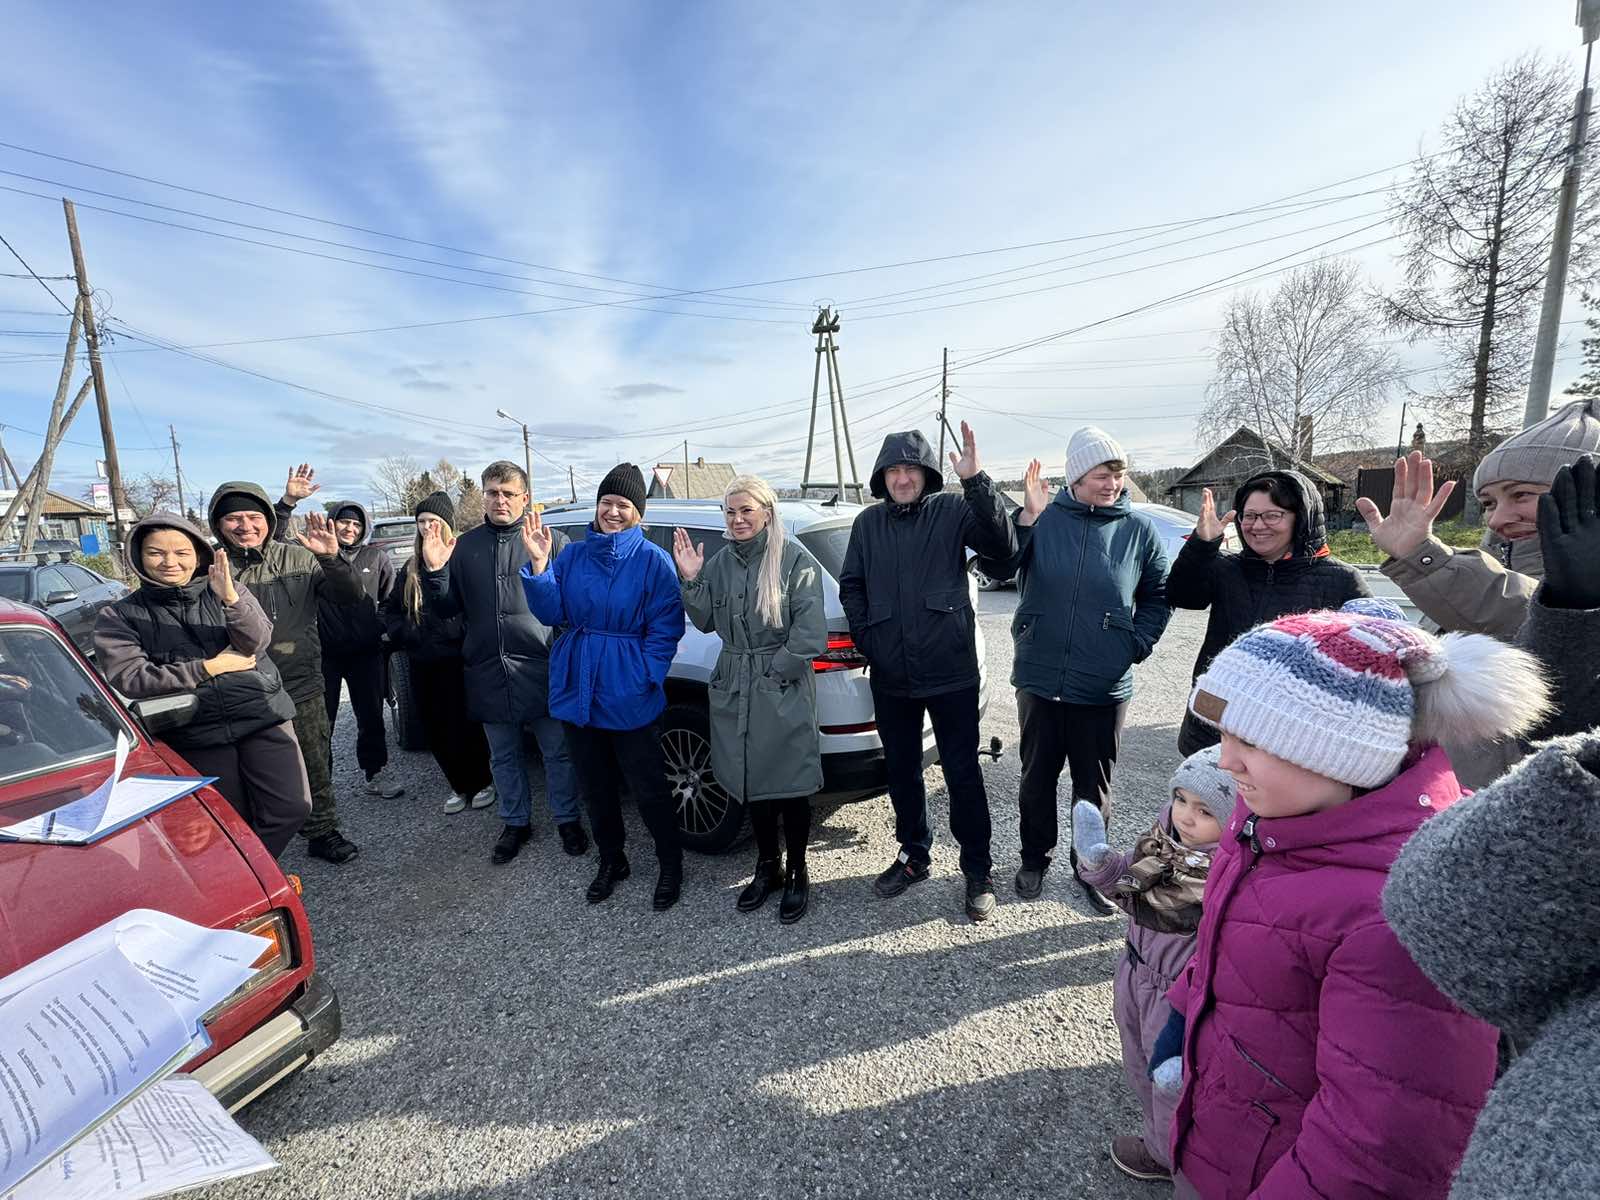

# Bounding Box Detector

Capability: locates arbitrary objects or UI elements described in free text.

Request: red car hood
[0,740,269,977]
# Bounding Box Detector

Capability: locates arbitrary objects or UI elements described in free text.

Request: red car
[0,598,339,1111]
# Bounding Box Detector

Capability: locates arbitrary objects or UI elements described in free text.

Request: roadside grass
[1326,520,1486,566]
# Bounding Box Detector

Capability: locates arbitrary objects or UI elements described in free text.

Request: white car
[391,499,991,853]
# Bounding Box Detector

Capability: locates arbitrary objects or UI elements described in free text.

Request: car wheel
[658,701,744,854]
[388,654,428,752]
[970,562,1005,592]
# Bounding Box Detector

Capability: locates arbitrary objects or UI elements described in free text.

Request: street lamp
[495,408,534,499]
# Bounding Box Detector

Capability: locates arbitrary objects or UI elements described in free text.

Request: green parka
[681,529,827,803]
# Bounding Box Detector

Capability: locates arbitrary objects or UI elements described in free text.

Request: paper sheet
[5,1076,277,1200]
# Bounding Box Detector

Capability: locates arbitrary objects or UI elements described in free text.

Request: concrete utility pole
[1525,5,1599,427]
[63,199,129,555]
[937,347,950,462]
[683,441,691,499]
[169,425,186,518]
[799,306,864,503]
[495,408,535,499]
[568,465,576,502]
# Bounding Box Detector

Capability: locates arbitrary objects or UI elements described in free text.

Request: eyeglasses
[1239,510,1289,527]
[484,488,525,501]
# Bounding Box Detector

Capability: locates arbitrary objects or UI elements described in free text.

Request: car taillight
[812,633,868,673]
[208,910,294,1017]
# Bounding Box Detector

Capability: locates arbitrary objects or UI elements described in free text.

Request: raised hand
[521,510,552,574]
[419,520,453,571]
[203,651,256,677]
[1354,451,1455,560]
[1071,800,1111,870]
[1018,458,1051,526]
[283,463,320,506]
[1194,487,1236,543]
[207,554,239,605]
[1537,455,1600,610]
[295,512,340,557]
[949,420,981,481]
[672,527,705,581]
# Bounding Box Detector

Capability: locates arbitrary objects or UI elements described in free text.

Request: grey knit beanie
[1065,425,1127,484]
[1169,744,1235,824]
[1473,396,1600,492]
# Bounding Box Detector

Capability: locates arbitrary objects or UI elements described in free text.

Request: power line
[0,231,73,314]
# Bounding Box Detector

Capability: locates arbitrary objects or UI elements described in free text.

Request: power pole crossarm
[63,199,129,555]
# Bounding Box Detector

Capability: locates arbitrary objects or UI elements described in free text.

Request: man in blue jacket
[839,423,1015,921]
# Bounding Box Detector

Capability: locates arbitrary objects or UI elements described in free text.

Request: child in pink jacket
[1153,599,1551,1199]
[1073,745,1236,1183]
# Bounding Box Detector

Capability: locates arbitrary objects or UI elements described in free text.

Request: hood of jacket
[329,499,374,553]
[869,430,943,501]
[1050,484,1133,520]
[1231,469,1328,562]
[127,510,215,588]
[207,480,279,551]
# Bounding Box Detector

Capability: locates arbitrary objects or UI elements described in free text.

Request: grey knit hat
[1065,425,1127,484]
[1169,744,1235,824]
[1473,397,1600,492]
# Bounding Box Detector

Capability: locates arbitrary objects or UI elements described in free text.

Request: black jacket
[298,500,395,657]
[383,559,467,663]
[839,431,1016,698]
[422,517,571,722]
[1167,470,1368,749]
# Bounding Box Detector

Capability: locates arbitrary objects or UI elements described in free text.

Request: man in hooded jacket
[210,473,365,863]
[839,422,1015,920]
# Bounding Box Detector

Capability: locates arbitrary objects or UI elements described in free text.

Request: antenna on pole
[799,306,863,503]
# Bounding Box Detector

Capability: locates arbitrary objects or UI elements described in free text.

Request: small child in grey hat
[1070,745,1235,1183]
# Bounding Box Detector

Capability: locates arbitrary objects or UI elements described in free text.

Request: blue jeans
[482,718,580,828]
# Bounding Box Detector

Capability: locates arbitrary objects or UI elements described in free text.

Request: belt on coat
[570,627,641,724]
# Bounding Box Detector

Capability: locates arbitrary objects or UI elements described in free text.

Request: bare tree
[368,454,423,515]
[1382,54,1594,457]
[1200,259,1400,460]
[430,458,463,498]
[455,477,484,530]
[105,472,179,520]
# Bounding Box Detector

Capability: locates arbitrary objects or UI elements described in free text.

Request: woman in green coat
[673,475,827,923]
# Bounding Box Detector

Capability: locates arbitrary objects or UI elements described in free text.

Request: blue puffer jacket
[521,524,685,731]
[982,488,1170,704]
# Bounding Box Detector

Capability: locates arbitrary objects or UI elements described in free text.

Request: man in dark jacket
[420,460,586,865]
[209,477,365,863]
[313,499,402,799]
[840,423,1015,921]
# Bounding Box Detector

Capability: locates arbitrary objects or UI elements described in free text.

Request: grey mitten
[1071,800,1111,870]
[1150,1056,1183,1096]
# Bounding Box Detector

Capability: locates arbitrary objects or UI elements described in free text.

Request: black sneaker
[587,855,631,904]
[653,864,683,911]
[557,820,589,857]
[306,831,359,864]
[1014,863,1049,900]
[873,853,931,898]
[491,824,531,865]
[965,874,997,921]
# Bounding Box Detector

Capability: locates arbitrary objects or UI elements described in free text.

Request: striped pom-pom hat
[1188,602,1450,789]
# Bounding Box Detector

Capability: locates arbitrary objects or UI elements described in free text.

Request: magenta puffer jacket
[1166,746,1498,1198]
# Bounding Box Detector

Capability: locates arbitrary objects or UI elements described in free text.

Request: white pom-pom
[1411,633,1553,747]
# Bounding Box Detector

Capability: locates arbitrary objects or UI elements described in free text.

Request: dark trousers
[184,722,313,858]
[1017,689,1127,870]
[872,681,992,878]
[566,723,682,870]
[291,691,338,839]
[1177,708,1220,758]
[410,654,492,797]
[749,796,812,863]
[322,651,389,779]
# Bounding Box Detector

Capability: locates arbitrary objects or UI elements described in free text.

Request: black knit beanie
[596,463,647,515]
[212,491,271,521]
[414,491,455,527]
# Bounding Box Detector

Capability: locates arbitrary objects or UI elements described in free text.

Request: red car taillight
[812,633,868,673]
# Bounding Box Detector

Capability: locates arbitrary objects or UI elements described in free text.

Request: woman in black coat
[1166,469,1369,755]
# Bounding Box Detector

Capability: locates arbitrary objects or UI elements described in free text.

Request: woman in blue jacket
[978,426,1170,913]
[521,464,687,910]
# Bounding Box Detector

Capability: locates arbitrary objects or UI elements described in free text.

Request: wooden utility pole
[3,295,82,550]
[0,430,19,490]
[683,440,691,499]
[937,347,950,462]
[169,424,186,518]
[0,381,93,546]
[568,465,576,502]
[63,199,128,555]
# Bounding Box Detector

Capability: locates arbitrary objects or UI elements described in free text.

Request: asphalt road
[214,595,1207,1200]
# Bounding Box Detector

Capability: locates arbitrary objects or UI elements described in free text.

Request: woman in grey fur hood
[1383,730,1600,1196]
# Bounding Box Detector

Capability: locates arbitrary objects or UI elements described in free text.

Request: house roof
[647,458,738,500]
[1169,427,1344,490]
[1313,433,1509,487]
[40,488,108,517]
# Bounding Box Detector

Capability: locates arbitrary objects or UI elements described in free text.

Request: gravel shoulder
[214,598,1207,1200]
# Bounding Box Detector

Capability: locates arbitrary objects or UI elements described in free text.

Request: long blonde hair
[403,514,456,624]
[724,475,785,628]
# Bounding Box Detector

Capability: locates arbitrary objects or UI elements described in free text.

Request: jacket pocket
[1234,1100,1281,1196]
[1101,608,1145,666]
[924,587,971,617]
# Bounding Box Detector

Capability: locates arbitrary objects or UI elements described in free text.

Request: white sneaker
[443,793,468,815]
[365,771,405,799]
[469,786,496,810]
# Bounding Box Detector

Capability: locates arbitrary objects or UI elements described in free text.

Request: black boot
[587,854,631,904]
[737,858,784,912]
[779,861,809,925]
[490,824,531,865]
[306,831,359,864]
[653,863,683,912]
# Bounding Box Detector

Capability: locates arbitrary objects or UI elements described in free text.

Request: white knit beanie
[1065,426,1127,484]
[1473,397,1600,492]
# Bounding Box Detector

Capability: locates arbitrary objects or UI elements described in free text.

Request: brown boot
[1110,1135,1171,1182]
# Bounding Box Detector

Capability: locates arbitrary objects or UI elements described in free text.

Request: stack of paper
[0,733,214,846]
[0,910,279,1198]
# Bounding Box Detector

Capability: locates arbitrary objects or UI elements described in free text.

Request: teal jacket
[982,488,1170,704]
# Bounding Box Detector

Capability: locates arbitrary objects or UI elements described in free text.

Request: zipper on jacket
[1062,510,1090,695]
[1239,813,1263,855]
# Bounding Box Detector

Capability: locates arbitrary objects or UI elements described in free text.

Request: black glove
[1149,1006,1186,1076]
[1537,455,1600,610]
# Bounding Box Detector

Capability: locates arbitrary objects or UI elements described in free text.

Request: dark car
[0,558,129,656]
[367,516,417,567]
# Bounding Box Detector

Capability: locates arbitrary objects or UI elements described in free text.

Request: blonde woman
[672,476,827,923]
[382,492,493,813]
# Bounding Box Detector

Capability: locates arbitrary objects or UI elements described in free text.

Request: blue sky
[0,1,1589,512]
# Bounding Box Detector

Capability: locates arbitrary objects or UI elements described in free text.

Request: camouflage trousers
[290,690,339,839]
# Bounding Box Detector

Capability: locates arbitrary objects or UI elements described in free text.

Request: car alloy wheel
[658,702,744,853]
